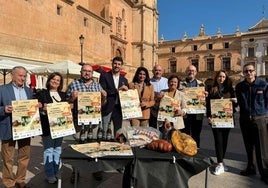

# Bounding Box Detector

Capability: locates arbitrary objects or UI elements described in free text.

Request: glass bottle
[80,123,86,144]
[87,122,93,142]
[106,121,112,141]
[97,121,103,141]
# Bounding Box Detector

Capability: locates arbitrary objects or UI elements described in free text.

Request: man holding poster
[0,66,32,188]
[179,65,207,147]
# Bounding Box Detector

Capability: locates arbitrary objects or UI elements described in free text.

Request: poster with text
[157,95,184,129]
[119,89,142,119]
[210,99,234,128]
[77,92,102,125]
[12,99,42,140]
[184,87,206,114]
[47,102,75,139]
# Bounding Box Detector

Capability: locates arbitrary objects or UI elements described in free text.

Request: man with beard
[179,65,207,148]
[100,56,128,140]
[66,63,107,140]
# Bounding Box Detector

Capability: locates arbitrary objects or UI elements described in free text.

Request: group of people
[0,58,267,187]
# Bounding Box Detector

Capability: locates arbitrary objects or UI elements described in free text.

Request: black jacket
[35,89,67,136]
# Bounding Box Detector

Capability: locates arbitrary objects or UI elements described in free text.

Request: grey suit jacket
[0,82,33,140]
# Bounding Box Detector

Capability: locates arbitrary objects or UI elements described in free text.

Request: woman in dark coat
[36,72,67,184]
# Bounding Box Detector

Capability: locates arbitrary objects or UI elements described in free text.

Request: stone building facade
[158,24,242,85]
[0,0,158,83]
[158,18,268,85]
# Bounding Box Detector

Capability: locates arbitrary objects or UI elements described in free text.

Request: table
[59,146,134,188]
[126,147,212,188]
[59,146,212,188]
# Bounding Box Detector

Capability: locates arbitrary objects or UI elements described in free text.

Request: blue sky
[158,0,268,40]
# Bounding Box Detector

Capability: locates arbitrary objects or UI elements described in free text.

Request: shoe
[240,167,256,176]
[261,177,268,185]
[116,167,125,174]
[92,171,103,181]
[212,164,224,176]
[47,177,57,184]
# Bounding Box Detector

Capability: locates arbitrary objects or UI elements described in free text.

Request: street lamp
[79,34,85,66]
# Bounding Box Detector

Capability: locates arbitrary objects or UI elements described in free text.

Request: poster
[210,99,234,128]
[47,102,76,139]
[119,89,142,119]
[77,92,102,125]
[157,95,184,129]
[71,141,133,158]
[12,99,42,140]
[184,87,206,114]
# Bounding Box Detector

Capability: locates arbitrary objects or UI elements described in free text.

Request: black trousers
[181,114,203,147]
[212,127,231,163]
[240,115,268,179]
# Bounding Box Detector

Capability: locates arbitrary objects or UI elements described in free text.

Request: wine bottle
[106,121,112,141]
[80,123,86,144]
[97,121,103,141]
[87,122,93,142]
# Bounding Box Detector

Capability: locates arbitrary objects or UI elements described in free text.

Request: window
[191,59,199,71]
[193,45,197,51]
[170,60,177,73]
[208,43,213,50]
[222,57,231,70]
[248,47,255,57]
[83,17,88,27]
[249,38,254,42]
[171,47,175,53]
[224,42,229,49]
[57,5,62,15]
[207,58,214,71]
[102,26,105,34]
[265,61,268,75]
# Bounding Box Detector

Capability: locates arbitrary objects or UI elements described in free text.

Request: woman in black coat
[36,72,67,184]
[206,70,237,176]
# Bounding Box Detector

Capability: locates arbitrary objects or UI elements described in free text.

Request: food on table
[171,130,197,156]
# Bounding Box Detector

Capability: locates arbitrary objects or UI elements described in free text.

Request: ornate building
[158,24,242,84]
[158,18,268,85]
[0,0,158,83]
[241,18,268,80]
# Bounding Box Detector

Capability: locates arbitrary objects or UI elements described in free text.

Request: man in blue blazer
[0,66,33,188]
[100,56,128,140]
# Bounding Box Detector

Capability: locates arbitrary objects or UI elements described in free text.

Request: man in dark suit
[0,66,33,188]
[100,56,128,139]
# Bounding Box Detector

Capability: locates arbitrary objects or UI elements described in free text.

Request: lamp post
[79,34,85,66]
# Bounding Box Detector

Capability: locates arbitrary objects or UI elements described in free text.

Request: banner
[77,92,102,125]
[12,99,42,140]
[184,87,206,114]
[119,89,142,119]
[210,98,234,128]
[47,102,76,139]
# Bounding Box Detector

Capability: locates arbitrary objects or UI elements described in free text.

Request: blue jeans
[42,136,63,178]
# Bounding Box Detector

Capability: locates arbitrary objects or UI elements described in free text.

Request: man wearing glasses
[236,63,268,185]
[179,65,206,148]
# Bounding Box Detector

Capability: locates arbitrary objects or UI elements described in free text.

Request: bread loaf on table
[171,130,197,156]
[146,139,173,152]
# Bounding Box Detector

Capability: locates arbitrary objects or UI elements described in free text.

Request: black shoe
[261,177,268,185]
[92,171,103,181]
[240,167,256,176]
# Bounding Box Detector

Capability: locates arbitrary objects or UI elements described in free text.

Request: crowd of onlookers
[0,57,267,187]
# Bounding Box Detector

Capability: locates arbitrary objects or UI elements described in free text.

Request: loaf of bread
[171,130,197,156]
[146,139,173,152]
